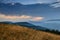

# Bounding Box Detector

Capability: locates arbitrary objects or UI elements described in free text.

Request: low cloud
[0,14,44,22]
[37,0,57,4]
[31,17,43,21]
[51,2,60,8]
[1,0,60,8]
[48,19,60,21]
[50,0,60,8]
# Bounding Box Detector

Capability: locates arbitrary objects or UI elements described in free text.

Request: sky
[0,0,60,7]
[0,0,60,22]
[0,0,60,8]
[0,0,59,4]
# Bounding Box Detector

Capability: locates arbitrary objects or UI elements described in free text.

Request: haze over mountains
[0,0,60,40]
[0,3,60,31]
[1,21,60,31]
[30,21,60,31]
[0,21,48,31]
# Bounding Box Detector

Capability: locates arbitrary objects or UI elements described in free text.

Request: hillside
[0,24,60,40]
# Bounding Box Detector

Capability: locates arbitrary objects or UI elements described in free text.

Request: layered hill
[0,24,60,40]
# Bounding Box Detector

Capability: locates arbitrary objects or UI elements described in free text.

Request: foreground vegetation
[0,24,60,40]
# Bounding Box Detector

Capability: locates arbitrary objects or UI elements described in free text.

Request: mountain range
[2,21,59,31]
[29,21,60,31]
[0,3,60,31]
[0,23,60,40]
[0,21,48,31]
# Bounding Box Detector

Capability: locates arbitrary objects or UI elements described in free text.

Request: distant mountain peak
[14,22,36,26]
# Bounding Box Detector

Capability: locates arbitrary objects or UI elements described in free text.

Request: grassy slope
[0,24,60,40]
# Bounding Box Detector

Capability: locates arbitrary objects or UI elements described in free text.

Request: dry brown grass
[0,24,60,40]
